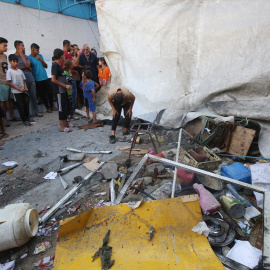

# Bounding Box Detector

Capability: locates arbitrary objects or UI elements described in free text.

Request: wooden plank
[182,194,199,203]
[228,126,256,157]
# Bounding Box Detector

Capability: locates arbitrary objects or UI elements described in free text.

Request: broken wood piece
[39,183,82,223]
[57,173,68,190]
[120,145,140,151]
[228,126,256,158]
[83,156,96,163]
[125,149,149,156]
[77,122,104,130]
[67,147,112,154]
[182,194,199,203]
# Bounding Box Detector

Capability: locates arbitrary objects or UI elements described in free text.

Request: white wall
[0,1,100,77]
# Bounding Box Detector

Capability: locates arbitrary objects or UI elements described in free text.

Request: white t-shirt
[6,68,26,94]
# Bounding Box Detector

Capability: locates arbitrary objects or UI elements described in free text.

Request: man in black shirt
[79,44,99,88]
[51,49,72,132]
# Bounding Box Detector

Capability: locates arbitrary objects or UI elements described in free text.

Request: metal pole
[171,128,182,198]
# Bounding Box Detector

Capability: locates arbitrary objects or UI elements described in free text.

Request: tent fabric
[95,0,270,126]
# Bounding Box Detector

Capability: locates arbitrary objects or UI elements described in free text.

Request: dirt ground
[0,108,175,269]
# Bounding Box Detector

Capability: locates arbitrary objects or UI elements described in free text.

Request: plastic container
[221,162,251,190]
[0,203,39,252]
[177,168,194,186]
[193,183,221,214]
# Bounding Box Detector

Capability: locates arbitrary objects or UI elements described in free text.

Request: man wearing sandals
[51,48,74,133]
[0,37,15,127]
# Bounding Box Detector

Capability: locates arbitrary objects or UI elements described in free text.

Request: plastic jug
[0,203,39,252]
[193,183,221,214]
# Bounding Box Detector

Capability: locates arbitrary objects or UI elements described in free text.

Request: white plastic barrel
[0,203,39,252]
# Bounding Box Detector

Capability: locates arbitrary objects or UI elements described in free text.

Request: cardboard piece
[228,126,256,157]
[83,158,100,171]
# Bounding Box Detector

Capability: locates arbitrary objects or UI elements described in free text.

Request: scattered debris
[147,225,155,241]
[92,230,115,270]
[34,241,51,255]
[34,254,55,267]
[192,221,209,237]
[43,172,57,180]
[2,161,18,167]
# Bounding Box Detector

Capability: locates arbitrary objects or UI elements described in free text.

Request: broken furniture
[128,109,165,157]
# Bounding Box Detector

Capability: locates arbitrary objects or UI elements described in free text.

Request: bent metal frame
[115,153,270,269]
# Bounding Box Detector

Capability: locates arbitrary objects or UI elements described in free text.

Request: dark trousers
[76,80,84,107]
[112,102,131,131]
[13,93,29,122]
[36,79,53,109]
[57,93,69,120]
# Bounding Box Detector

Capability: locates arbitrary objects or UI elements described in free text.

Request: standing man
[79,44,100,91]
[62,40,80,112]
[0,37,15,126]
[107,86,135,144]
[15,40,43,117]
[29,43,55,113]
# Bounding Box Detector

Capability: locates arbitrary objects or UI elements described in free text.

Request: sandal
[68,124,75,128]
[60,127,73,132]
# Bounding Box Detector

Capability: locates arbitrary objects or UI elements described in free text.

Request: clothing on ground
[6,68,26,94]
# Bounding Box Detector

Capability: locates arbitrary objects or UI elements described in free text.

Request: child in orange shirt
[98,57,111,87]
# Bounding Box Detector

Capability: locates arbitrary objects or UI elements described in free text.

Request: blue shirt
[83,80,96,100]
[29,54,48,82]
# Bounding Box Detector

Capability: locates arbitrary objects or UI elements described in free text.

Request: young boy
[51,49,72,132]
[0,37,15,126]
[6,54,32,126]
[82,70,98,123]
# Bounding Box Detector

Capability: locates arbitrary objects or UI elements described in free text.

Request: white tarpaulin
[95,0,270,126]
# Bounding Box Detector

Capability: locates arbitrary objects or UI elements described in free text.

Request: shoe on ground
[51,107,58,111]
[123,131,130,136]
[36,112,43,117]
[109,135,116,144]
[46,109,52,113]
[28,118,35,122]
[24,121,32,126]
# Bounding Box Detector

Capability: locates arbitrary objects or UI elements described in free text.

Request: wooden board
[228,126,256,157]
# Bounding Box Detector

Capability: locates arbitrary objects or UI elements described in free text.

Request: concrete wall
[0,1,100,76]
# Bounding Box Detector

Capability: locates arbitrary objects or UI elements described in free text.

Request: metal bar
[115,154,149,204]
[130,186,156,200]
[171,128,182,198]
[264,191,270,269]
[147,154,267,193]
[58,162,82,174]
[215,253,252,270]
[39,183,82,223]
[67,147,112,154]
[83,162,105,180]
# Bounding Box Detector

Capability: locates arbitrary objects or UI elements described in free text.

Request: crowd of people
[0,37,135,146]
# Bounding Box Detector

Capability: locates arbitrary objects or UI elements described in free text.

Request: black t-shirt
[79,53,99,82]
[51,62,66,94]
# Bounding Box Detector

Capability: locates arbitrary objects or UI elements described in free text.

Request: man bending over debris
[107,86,135,144]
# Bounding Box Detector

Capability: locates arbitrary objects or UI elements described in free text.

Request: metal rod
[84,162,105,180]
[67,147,112,154]
[171,128,182,198]
[39,183,82,223]
[217,153,270,160]
[130,186,156,200]
[58,162,82,174]
[115,154,149,204]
